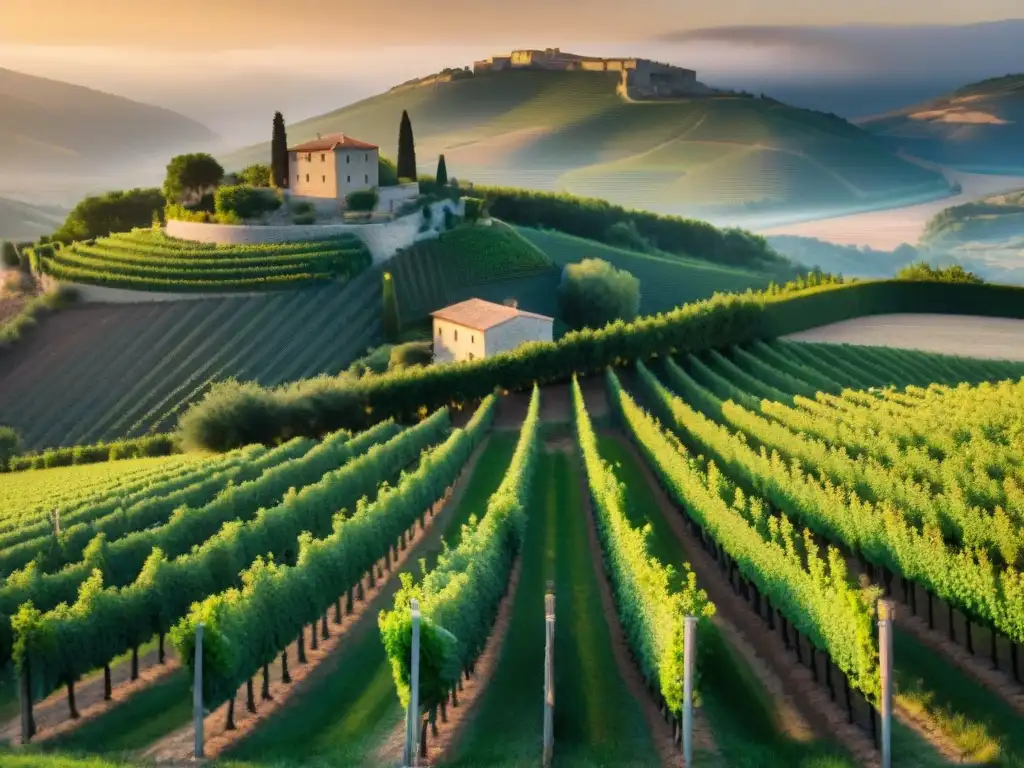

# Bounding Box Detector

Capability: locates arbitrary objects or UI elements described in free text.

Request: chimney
[316,132,322,139]
[503,298,519,309]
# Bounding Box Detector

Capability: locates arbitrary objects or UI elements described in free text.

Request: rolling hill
[0,67,215,177]
[222,68,949,225]
[859,74,1024,174]
[0,197,64,241]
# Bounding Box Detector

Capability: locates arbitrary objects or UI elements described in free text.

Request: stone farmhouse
[473,48,710,98]
[288,133,418,214]
[431,298,554,363]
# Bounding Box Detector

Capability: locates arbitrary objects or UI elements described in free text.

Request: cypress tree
[436,154,448,187]
[382,271,401,342]
[271,112,289,188]
[397,110,417,181]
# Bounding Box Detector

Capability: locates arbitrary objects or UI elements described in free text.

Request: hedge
[6,434,179,472]
[178,278,1024,451]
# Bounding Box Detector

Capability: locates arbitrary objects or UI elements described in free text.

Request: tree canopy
[51,188,165,244]
[557,257,640,330]
[0,426,21,471]
[239,163,273,187]
[435,155,448,187]
[896,261,984,284]
[163,154,225,205]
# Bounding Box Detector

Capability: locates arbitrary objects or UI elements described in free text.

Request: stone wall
[165,199,463,264]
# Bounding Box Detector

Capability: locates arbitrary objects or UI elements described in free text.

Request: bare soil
[605,432,881,767]
[784,314,1024,362]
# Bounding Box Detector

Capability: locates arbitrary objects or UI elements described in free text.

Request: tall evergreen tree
[397,110,418,181]
[271,112,289,188]
[435,154,448,187]
[382,272,401,342]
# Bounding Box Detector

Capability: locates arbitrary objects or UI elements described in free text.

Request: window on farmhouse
[365,174,369,183]
[347,176,351,183]
[454,329,459,342]
[305,174,309,182]
[322,175,326,183]
[296,174,300,182]
[471,334,475,343]
[321,154,326,162]
[347,155,351,164]
[306,153,311,161]
[469,353,475,361]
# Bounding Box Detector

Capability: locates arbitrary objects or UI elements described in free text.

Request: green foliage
[382,271,401,342]
[397,110,418,182]
[435,154,448,187]
[347,344,394,377]
[468,185,791,272]
[572,377,713,712]
[292,212,316,225]
[558,257,640,329]
[380,387,536,710]
[214,185,282,221]
[346,188,379,213]
[604,220,651,252]
[2,241,21,268]
[463,197,483,224]
[50,188,165,244]
[37,228,371,292]
[896,261,984,284]
[388,341,432,370]
[163,154,225,204]
[7,434,177,472]
[614,366,882,700]
[0,287,77,351]
[378,156,400,187]
[271,112,289,189]
[17,415,447,695]
[239,163,273,188]
[171,405,486,708]
[176,279,1024,450]
[0,426,20,471]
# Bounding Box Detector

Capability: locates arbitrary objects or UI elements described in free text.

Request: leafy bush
[0,427,20,471]
[604,220,651,252]
[558,258,640,329]
[164,153,225,204]
[51,188,165,244]
[388,341,433,370]
[214,185,282,221]
[896,261,984,284]
[1,242,18,269]
[291,200,315,215]
[347,344,394,377]
[379,156,400,187]
[346,189,379,212]
[292,212,316,225]
[239,163,273,188]
[463,197,483,223]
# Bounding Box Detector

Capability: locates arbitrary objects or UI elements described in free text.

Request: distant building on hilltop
[287,133,418,215]
[473,48,709,98]
[431,298,553,363]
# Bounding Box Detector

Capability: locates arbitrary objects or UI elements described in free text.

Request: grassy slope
[518,227,771,315]
[0,273,382,450]
[216,434,518,768]
[223,70,944,219]
[859,74,1024,173]
[389,223,560,323]
[445,448,659,768]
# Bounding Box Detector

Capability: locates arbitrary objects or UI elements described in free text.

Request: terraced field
[1,339,1024,768]
[389,223,559,323]
[222,69,948,223]
[517,227,770,315]
[0,271,383,450]
[34,229,371,292]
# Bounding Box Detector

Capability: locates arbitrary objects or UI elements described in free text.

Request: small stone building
[288,133,380,210]
[431,298,554,363]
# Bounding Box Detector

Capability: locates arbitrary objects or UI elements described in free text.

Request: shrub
[389,341,433,370]
[1,242,18,269]
[558,258,640,329]
[164,204,211,223]
[0,426,20,471]
[239,163,273,188]
[347,189,379,213]
[164,153,225,205]
[896,261,984,284]
[291,200,315,215]
[379,157,400,187]
[348,344,394,377]
[52,188,166,244]
[605,220,651,252]
[443,208,457,230]
[214,185,282,221]
[463,197,483,223]
[292,212,316,225]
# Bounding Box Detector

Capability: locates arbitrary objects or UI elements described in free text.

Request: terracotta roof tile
[289,133,378,152]
[430,298,552,332]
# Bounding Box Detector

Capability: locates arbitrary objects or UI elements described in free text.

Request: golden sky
[3,0,1023,47]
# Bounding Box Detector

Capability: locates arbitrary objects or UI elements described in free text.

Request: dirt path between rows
[2,643,180,746]
[568,437,717,768]
[374,557,525,767]
[605,432,879,767]
[142,439,491,763]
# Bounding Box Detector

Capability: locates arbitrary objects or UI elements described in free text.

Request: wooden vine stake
[403,598,422,767]
[682,615,698,768]
[193,622,205,759]
[543,583,556,768]
[878,600,894,768]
